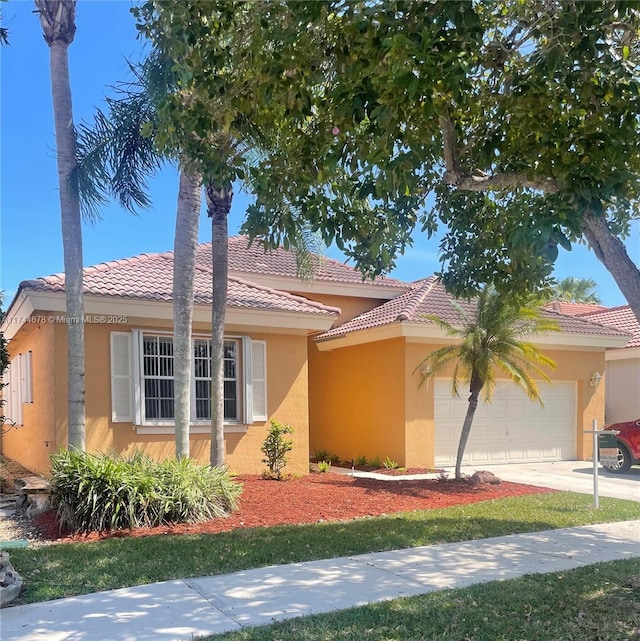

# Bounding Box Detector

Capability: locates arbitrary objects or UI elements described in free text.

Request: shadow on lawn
[8,512,566,606]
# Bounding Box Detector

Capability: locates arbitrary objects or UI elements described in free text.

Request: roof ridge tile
[396,277,438,321]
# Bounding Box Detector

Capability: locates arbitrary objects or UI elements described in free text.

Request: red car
[600,419,640,473]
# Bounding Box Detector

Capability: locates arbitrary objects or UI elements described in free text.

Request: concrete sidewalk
[2,520,639,641]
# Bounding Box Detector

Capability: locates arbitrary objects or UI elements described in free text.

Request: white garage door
[435,380,576,467]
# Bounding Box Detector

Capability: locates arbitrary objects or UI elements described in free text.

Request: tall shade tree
[136,1,640,321]
[36,0,85,450]
[417,289,559,480]
[552,278,601,305]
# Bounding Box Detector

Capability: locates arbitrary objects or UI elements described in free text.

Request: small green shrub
[316,460,331,473]
[383,456,399,470]
[311,450,329,463]
[312,449,341,465]
[354,454,368,467]
[49,449,242,534]
[262,419,294,480]
[312,449,331,463]
[370,456,382,469]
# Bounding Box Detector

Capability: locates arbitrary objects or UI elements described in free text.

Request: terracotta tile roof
[195,236,407,289]
[317,278,630,341]
[578,305,640,348]
[19,251,340,317]
[543,301,608,316]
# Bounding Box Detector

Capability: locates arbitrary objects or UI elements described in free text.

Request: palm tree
[205,184,231,466]
[78,55,202,460]
[417,288,559,480]
[552,277,601,304]
[79,56,319,465]
[35,0,85,450]
[1,14,8,45]
[173,169,202,459]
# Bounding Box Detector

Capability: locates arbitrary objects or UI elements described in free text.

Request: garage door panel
[435,380,576,467]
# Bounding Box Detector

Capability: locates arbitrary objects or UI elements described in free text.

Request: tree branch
[444,170,560,193]
[439,113,560,194]
[439,115,459,176]
[582,211,640,322]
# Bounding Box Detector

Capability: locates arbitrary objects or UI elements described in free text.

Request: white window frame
[130,330,254,429]
[140,334,176,424]
[191,337,242,424]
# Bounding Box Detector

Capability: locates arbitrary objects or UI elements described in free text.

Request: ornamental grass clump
[49,449,242,534]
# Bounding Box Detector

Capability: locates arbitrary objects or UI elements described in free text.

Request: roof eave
[3,290,338,337]
[605,345,640,361]
[315,320,631,352]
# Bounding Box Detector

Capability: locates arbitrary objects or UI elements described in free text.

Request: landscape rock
[0,552,23,606]
[470,470,501,485]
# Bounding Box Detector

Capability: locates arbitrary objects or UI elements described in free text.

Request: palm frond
[414,344,461,387]
[75,56,170,215]
[420,314,462,337]
[419,285,558,403]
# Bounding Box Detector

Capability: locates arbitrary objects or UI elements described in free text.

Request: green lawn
[6,492,640,605]
[201,558,640,641]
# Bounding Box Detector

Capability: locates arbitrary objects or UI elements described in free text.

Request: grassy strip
[203,558,640,641]
[7,492,640,605]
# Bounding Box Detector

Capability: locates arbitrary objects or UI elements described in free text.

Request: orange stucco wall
[309,337,407,463]
[4,314,311,477]
[310,337,607,467]
[2,319,57,474]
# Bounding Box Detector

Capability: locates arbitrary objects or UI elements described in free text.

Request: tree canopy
[135,1,640,316]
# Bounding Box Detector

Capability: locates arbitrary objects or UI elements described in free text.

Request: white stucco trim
[605,346,640,361]
[134,424,249,435]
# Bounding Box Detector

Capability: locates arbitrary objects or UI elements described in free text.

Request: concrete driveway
[458,461,640,502]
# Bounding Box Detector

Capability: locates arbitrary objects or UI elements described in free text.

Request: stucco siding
[605,358,640,424]
[2,319,56,475]
[309,337,406,464]
[4,318,311,476]
[310,337,607,469]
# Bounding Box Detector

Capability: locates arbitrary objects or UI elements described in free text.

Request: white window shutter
[251,340,267,422]
[10,355,22,426]
[110,332,133,422]
[21,351,33,404]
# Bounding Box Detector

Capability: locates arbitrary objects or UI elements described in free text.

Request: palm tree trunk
[38,0,85,450]
[205,182,232,467]
[455,373,484,480]
[173,169,202,459]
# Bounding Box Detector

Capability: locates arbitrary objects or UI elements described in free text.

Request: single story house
[1,237,631,476]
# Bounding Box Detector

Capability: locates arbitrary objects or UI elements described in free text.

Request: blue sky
[1,1,638,308]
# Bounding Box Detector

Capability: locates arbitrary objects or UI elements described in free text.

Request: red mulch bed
[34,472,554,544]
